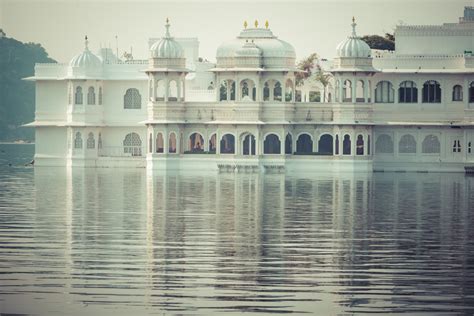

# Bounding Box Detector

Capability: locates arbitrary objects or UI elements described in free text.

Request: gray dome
[336,19,371,58]
[69,37,102,68]
[235,40,262,57]
[150,19,184,58]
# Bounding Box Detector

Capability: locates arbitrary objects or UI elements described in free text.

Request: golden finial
[265,20,269,29]
[254,20,258,28]
[244,20,248,29]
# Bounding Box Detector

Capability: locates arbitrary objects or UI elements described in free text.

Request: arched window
[98,87,103,105]
[422,80,441,103]
[189,133,204,152]
[209,134,216,153]
[399,81,418,103]
[469,82,474,103]
[343,80,352,102]
[285,79,294,102]
[219,81,228,101]
[356,80,364,102]
[274,82,282,101]
[149,133,153,153]
[242,81,249,98]
[86,132,95,149]
[168,80,178,101]
[156,133,164,153]
[124,88,141,109]
[220,134,235,154]
[264,134,281,154]
[318,134,333,155]
[375,134,393,154]
[422,135,440,154]
[123,132,142,156]
[356,135,364,155]
[285,133,292,154]
[343,134,351,155]
[452,85,463,101]
[156,80,165,101]
[87,87,95,105]
[399,134,417,154]
[242,134,256,155]
[74,132,83,149]
[169,133,177,153]
[375,81,394,103]
[75,86,83,105]
[263,82,270,101]
[296,134,313,154]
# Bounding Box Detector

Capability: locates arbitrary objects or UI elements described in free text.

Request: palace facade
[27,8,474,172]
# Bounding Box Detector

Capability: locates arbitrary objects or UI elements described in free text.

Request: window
[220,134,235,154]
[264,134,281,154]
[263,82,270,101]
[98,87,103,105]
[399,81,418,103]
[169,133,177,153]
[243,134,256,155]
[156,133,164,153]
[468,141,472,154]
[356,135,364,155]
[285,80,293,102]
[375,134,393,154]
[422,80,441,103]
[219,81,228,101]
[208,134,216,153]
[274,82,282,101]
[422,135,440,154]
[343,80,352,102]
[75,86,83,105]
[470,82,474,103]
[74,132,83,149]
[318,134,333,155]
[189,133,204,152]
[356,80,364,102]
[87,132,95,149]
[375,81,394,103]
[87,87,95,105]
[296,134,313,153]
[399,134,417,154]
[124,88,141,109]
[452,85,463,101]
[452,140,461,153]
[123,132,142,156]
[343,134,351,155]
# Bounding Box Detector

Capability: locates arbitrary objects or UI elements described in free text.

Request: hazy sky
[0,0,471,63]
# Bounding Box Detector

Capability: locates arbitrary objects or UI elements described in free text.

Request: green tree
[360,34,395,51]
[0,35,56,141]
[295,53,318,87]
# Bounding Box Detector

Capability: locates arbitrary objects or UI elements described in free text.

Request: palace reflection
[29,168,474,314]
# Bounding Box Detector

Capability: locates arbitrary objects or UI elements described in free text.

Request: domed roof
[336,18,371,58]
[216,21,296,62]
[69,36,102,68]
[150,19,184,59]
[235,40,262,57]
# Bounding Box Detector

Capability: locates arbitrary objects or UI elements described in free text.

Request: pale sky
[0,0,471,63]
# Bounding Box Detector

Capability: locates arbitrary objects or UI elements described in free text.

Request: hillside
[0,32,56,142]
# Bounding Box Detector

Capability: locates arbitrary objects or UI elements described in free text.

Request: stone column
[351,77,357,103]
[164,77,169,102]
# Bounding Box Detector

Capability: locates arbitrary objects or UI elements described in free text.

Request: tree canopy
[0,35,56,141]
[361,33,395,51]
[295,53,319,87]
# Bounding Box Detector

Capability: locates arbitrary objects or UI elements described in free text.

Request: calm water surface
[0,144,474,315]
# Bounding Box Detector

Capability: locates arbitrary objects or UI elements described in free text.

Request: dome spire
[84,35,89,51]
[165,18,171,38]
[351,17,357,37]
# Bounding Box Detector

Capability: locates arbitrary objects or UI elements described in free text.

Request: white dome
[150,20,184,59]
[235,40,262,57]
[216,24,296,65]
[69,37,102,68]
[336,19,371,58]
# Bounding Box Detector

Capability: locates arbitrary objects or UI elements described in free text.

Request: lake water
[0,144,474,315]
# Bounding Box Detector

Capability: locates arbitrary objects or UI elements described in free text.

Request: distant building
[26,9,474,172]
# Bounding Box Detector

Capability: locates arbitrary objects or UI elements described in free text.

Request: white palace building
[27,8,474,172]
